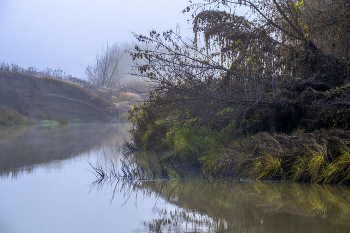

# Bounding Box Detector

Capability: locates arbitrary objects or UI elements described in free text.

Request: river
[1,123,350,233]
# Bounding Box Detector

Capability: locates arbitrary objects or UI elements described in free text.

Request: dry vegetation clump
[118,92,142,102]
[201,130,350,184]
[119,79,149,99]
[96,88,113,101]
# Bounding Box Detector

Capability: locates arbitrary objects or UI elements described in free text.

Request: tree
[188,0,350,61]
[127,0,350,183]
[129,0,350,134]
[85,43,124,89]
[300,0,350,61]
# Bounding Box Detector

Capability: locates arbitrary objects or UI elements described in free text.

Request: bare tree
[85,43,124,89]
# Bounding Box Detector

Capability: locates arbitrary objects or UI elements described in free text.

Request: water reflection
[2,124,350,232]
[0,125,159,233]
[0,123,125,179]
[136,180,350,233]
[92,173,350,232]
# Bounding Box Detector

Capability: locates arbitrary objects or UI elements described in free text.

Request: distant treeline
[0,61,73,80]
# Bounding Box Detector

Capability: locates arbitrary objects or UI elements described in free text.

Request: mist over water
[1,124,350,233]
[0,123,159,233]
[0,123,125,179]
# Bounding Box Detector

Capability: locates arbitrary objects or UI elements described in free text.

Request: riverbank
[128,48,350,184]
[129,111,350,184]
[0,71,144,126]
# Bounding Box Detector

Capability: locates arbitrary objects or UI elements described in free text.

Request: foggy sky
[0,0,192,78]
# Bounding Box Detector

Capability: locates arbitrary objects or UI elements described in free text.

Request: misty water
[1,124,350,233]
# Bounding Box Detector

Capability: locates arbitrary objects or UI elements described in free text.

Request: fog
[0,123,125,178]
[0,0,192,78]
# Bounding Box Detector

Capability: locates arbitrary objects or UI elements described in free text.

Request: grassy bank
[201,130,350,184]
[128,84,350,184]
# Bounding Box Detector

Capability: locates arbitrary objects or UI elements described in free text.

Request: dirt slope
[0,71,117,121]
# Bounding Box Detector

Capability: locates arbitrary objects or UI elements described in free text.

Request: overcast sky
[0,0,193,78]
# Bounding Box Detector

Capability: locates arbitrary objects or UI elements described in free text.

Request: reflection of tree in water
[90,153,350,233]
[90,170,228,232]
[138,203,228,233]
[89,153,227,232]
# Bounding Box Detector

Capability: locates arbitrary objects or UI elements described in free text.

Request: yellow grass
[119,92,142,101]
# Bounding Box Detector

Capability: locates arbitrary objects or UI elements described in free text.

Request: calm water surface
[1,124,350,233]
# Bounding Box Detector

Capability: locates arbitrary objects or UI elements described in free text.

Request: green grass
[36,111,69,125]
[38,120,60,126]
[73,118,82,123]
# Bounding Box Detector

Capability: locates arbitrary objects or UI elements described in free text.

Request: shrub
[0,106,35,126]
[96,88,113,100]
[59,115,69,124]
[111,95,118,103]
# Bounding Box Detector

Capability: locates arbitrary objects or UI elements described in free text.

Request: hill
[0,71,117,122]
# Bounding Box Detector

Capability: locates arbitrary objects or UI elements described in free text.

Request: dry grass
[250,155,283,180]
[306,149,327,182]
[200,129,350,184]
[119,92,142,102]
[318,150,350,184]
